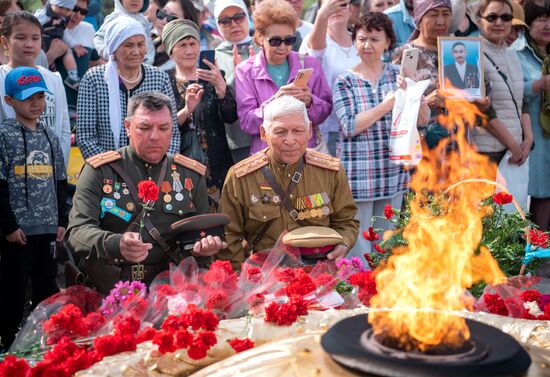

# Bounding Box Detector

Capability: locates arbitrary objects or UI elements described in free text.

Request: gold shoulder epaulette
[305,149,341,172]
[85,151,121,168]
[174,154,207,176]
[234,150,269,178]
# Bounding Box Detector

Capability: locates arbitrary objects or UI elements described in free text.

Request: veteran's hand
[192,235,227,257]
[119,232,151,263]
[327,243,348,261]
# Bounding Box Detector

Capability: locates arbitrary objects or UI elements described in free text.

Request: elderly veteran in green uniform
[66,92,226,294]
[219,95,359,268]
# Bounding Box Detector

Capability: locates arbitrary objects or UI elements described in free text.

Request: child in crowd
[0,66,68,350]
[0,12,71,167]
[94,0,155,64]
[34,0,81,89]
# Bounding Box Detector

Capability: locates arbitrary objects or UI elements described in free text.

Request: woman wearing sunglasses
[153,0,198,70]
[473,0,532,167]
[235,0,332,155]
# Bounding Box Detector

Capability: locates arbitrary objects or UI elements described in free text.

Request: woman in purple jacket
[235,0,333,155]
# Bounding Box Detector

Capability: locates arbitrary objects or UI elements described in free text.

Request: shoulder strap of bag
[109,158,182,264]
[484,52,523,125]
[298,53,305,69]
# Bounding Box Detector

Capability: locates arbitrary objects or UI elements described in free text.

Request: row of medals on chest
[251,190,330,220]
[101,166,193,212]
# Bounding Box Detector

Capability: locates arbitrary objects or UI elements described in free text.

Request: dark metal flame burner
[321,314,531,377]
[361,329,488,364]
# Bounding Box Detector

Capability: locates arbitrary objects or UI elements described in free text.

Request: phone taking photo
[198,50,215,70]
[293,68,313,87]
[400,47,420,79]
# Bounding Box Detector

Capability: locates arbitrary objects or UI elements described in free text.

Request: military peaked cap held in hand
[282,226,343,260]
[170,214,231,248]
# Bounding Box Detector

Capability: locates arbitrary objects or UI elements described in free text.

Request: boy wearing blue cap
[0,66,68,350]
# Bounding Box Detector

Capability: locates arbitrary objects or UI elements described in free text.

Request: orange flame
[368,88,506,351]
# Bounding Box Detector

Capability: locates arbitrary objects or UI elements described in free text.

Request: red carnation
[153,332,176,354]
[174,329,193,348]
[187,342,208,360]
[362,227,379,241]
[136,327,158,343]
[493,192,513,205]
[384,204,394,220]
[373,244,385,254]
[229,338,255,353]
[530,229,549,248]
[286,272,316,297]
[114,315,141,336]
[137,180,159,203]
[484,293,509,316]
[520,289,542,303]
[245,266,262,283]
[0,355,30,377]
[196,331,217,347]
[206,290,230,311]
[275,268,298,282]
[289,297,308,316]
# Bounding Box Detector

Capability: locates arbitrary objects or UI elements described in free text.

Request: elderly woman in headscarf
[76,16,180,159]
[162,19,236,212]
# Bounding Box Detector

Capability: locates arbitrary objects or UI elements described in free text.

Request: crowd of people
[1,0,550,351]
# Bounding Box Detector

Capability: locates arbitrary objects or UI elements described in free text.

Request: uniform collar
[266,148,304,171]
[126,145,167,170]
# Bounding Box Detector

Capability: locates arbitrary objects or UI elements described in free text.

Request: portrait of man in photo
[443,41,480,90]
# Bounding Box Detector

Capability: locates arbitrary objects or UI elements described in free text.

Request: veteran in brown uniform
[219,96,359,267]
[66,92,224,294]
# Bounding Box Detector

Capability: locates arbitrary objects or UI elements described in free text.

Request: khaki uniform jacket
[218,148,359,267]
[66,146,208,291]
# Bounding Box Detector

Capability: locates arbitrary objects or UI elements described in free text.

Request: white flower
[523,301,543,318]
[167,293,188,315]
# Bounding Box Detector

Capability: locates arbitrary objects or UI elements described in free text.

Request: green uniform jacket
[218,148,359,268]
[66,146,209,292]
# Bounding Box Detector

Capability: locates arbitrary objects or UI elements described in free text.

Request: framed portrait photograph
[438,37,485,99]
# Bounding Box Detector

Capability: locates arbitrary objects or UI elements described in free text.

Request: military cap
[282,226,343,262]
[170,214,231,250]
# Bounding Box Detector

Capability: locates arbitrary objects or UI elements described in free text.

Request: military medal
[261,194,270,204]
[184,178,193,200]
[104,198,115,210]
[103,179,113,194]
[122,183,129,196]
[298,211,306,220]
[272,195,280,204]
[175,192,184,201]
[251,195,259,204]
[321,206,330,215]
[160,181,172,203]
[165,203,173,210]
[113,182,121,199]
[126,202,135,212]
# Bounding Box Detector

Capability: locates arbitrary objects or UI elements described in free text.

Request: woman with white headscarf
[76,16,180,159]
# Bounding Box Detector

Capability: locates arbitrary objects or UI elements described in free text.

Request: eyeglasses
[481,13,513,23]
[217,12,246,27]
[267,35,297,47]
[156,9,178,22]
[73,5,89,15]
